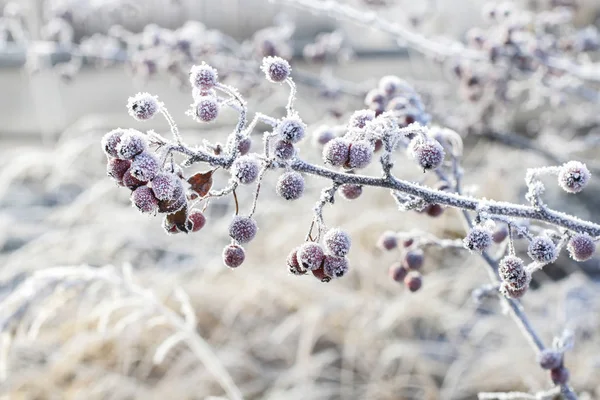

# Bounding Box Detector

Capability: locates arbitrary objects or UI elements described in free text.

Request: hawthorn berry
[347,140,373,169]
[348,109,375,129]
[102,128,125,158]
[322,255,349,278]
[228,216,258,244]
[222,244,245,268]
[276,171,305,200]
[312,125,335,146]
[189,210,206,232]
[378,75,410,97]
[131,185,159,214]
[550,367,570,385]
[107,158,131,182]
[323,138,350,166]
[230,155,260,184]
[277,116,306,143]
[194,96,220,122]
[558,161,590,193]
[286,247,305,275]
[122,167,147,190]
[117,130,147,160]
[499,255,530,291]
[130,151,160,181]
[190,62,218,90]
[237,137,252,155]
[389,262,408,282]
[378,231,398,251]
[151,172,182,201]
[567,233,596,261]
[273,140,295,160]
[261,56,291,83]
[127,92,160,121]
[297,242,325,271]
[409,137,445,171]
[424,204,444,217]
[404,271,423,292]
[492,224,509,243]
[323,228,351,257]
[403,249,424,270]
[527,236,557,264]
[463,226,492,253]
[311,266,331,282]
[339,184,362,200]
[538,349,563,370]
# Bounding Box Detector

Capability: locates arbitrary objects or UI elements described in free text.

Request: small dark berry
[378,231,398,251]
[527,236,557,264]
[550,367,570,385]
[404,271,422,292]
[322,255,349,278]
[228,216,258,244]
[538,349,563,370]
[273,140,295,160]
[389,263,408,282]
[107,158,131,182]
[323,228,351,257]
[297,242,325,271]
[567,233,596,261]
[558,161,590,193]
[403,249,424,270]
[276,171,305,200]
[189,210,206,232]
[131,185,159,214]
[223,244,245,268]
[339,184,362,200]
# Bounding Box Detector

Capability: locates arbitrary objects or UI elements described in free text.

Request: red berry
[131,185,159,214]
[340,184,362,200]
[403,249,424,270]
[389,263,408,282]
[297,242,325,271]
[222,244,245,268]
[107,158,131,182]
[122,167,147,190]
[311,266,331,282]
[228,216,258,244]
[404,271,422,292]
[425,204,444,217]
[377,231,398,251]
[550,367,570,385]
[189,211,206,232]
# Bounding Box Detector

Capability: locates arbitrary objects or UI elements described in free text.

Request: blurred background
[1,0,600,399]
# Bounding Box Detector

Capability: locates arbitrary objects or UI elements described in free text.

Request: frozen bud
[194,96,219,123]
[276,171,305,200]
[558,161,590,193]
[273,140,295,160]
[102,128,125,157]
[151,172,181,201]
[378,231,398,251]
[499,255,530,290]
[311,266,331,283]
[324,228,351,257]
[131,185,159,214]
[567,233,596,261]
[378,75,410,97]
[323,138,350,166]
[297,242,325,271]
[404,271,422,292]
[550,367,570,385]
[237,137,252,155]
[538,349,563,370]
[127,92,160,121]
[230,155,260,184]
[492,224,509,243]
[123,167,147,190]
[312,125,335,146]
[409,137,445,171]
[347,140,373,169]
[463,226,492,253]
[189,210,206,232]
[340,184,362,200]
[130,151,160,181]
[364,88,386,105]
[527,236,557,264]
[277,116,306,143]
[117,130,147,160]
[287,247,305,275]
[389,263,409,282]
[403,249,424,270]
[222,244,245,268]
[261,56,291,83]
[323,255,349,279]
[107,158,131,182]
[348,109,375,129]
[228,216,258,244]
[189,62,218,90]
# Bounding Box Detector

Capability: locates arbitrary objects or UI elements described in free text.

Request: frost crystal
[323,228,351,257]
[558,161,590,193]
[527,236,557,263]
[231,155,260,184]
[323,138,350,166]
[276,116,306,143]
[323,255,349,278]
[127,92,160,121]
[297,242,325,271]
[228,216,258,244]
[130,151,160,182]
[276,171,305,200]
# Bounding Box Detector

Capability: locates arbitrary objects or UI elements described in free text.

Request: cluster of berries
[285,228,352,282]
[363,75,430,126]
[378,231,424,292]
